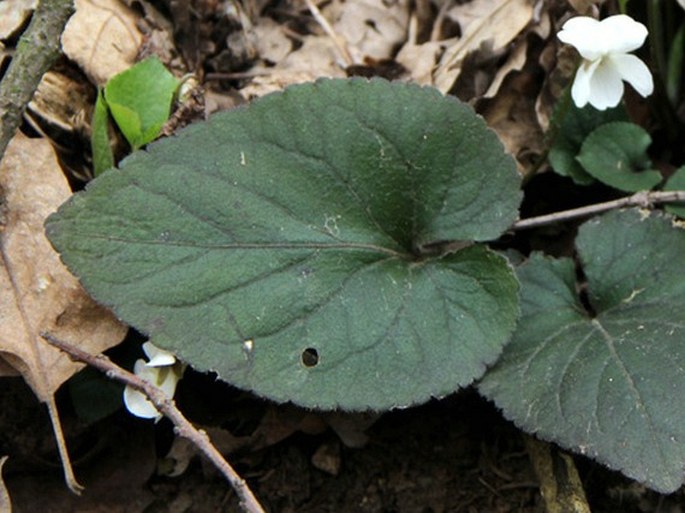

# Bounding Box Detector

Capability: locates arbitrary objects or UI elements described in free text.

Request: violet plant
[47,9,685,495]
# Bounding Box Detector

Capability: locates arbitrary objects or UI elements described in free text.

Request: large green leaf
[47,78,521,410]
[479,209,685,492]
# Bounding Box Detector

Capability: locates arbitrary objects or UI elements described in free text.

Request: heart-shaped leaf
[576,122,661,192]
[548,99,627,186]
[47,78,522,410]
[479,208,685,492]
[104,57,178,150]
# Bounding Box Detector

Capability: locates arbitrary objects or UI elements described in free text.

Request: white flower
[558,15,654,110]
[123,342,183,420]
[679,0,685,11]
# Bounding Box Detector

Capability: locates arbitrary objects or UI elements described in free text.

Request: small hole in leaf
[301,348,319,367]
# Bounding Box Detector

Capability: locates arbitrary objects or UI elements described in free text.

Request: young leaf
[104,57,178,149]
[576,122,661,192]
[479,209,685,493]
[46,78,522,411]
[91,88,114,176]
[548,99,627,186]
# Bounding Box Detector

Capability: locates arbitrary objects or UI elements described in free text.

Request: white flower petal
[558,17,605,61]
[123,358,183,420]
[124,386,161,419]
[608,53,654,98]
[600,15,648,53]
[570,59,600,108]
[142,341,176,367]
[586,58,625,110]
[124,359,162,419]
[155,366,182,397]
[679,0,685,11]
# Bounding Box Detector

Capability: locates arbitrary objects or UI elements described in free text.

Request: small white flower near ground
[558,15,654,110]
[123,342,183,420]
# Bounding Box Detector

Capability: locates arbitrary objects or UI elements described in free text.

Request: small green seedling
[91,57,179,175]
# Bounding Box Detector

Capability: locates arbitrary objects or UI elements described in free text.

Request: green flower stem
[648,0,667,79]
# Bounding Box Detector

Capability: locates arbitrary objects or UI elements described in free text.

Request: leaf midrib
[57,231,411,259]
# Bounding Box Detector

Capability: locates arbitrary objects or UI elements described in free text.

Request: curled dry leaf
[0,133,126,491]
[242,0,410,98]
[479,70,545,174]
[434,0,535,93]
[568,0,601,16]
[0,0,37,40]
[27,71,92,136]
[240,36,346,99]
[323,0,410,62]
[396,40,444,85]
[0,133,127,398]
[396,14,445,86]
[481,40,528,99]
[0,359,16,377]
[252,17,293,64]
[0,456,10,513]
[61,0,143,85]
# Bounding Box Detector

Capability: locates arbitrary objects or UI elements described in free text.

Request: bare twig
[0,0,75,162]
[524,435,591,513]
[511,190,685,231]
[41,333,267,513]
[303,0,354,66]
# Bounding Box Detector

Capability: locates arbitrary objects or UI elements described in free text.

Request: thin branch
[511,190,685,231]
[303,0,354,67]
[41,333,267,513]
[0,0,75,162]
[524,435,591,513]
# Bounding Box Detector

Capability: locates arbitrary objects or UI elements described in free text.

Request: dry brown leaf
[536,40,578,132]
[324,0,410,62]
[0,133,127,491]
[0,456,10,513]
[482,38,528,99]
[61,0,143,85]
[0,134,126,398]
[252,17,293,64]
[240,36,346,99]
[433,0,535,93]
[480,70,544,174]
[568,0,601,15]
[0,359,17,377]
[0,0,37,40]
[396,39,445,85]
[27,71,91,135]
[396,14,447,86]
